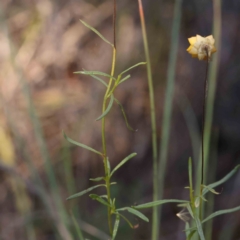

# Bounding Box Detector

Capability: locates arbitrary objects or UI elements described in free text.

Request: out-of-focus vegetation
[0,0,240,239]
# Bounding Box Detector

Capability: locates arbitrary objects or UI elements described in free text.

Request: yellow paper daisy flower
[187,35,217,61]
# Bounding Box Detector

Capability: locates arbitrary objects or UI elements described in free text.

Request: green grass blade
[133,199,189,209]
[194,215,205,240]
[202,165,240,196]
[117,207,149,222]
[80,20,113,47]
[202,205,240,224]
[119,62,146,75]
[112,214,120,240]
[114,98,135,131]
[63,132,103,156]
[110,153,137,177]
[70,210,85,240]
[74,70,116,81]
[96,94,114,121]
[118,75,131,84]
[157,0,182,238]
[67,184,105,200]
[89,194,111,207]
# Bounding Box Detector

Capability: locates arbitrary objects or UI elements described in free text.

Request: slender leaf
[89,177,104,182]
[187,230,196,240]
[118,74,131,84]
[70,210,84,240]
[118,213,133,228]
[107,158,111,176]
[114,98,135,131]
[63,132,102,156]
[83,70,108,87]
[67,184,105,200]
[202,165,240,196]
[112,214,120,240]
[185,222,190,238]
[89,194,111,207]
[111,153,137,177]
[74,70,116,81]
[96,94,114,121]
[117,207,149,222]
[80,20,113,47]
[134,199,189,209]
[202,205,240,224]
[194,215,205,240]
[186,203,194,219]
[119,62,146,75]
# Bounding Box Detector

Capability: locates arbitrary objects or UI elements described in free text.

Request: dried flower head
[187,35,217,61]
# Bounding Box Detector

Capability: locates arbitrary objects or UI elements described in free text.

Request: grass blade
[133,199,189,209]
[63,132,103,156]
[110,153,137,177]
[96,94,114,121]
[80,20,113,47]
[157,0,182,238]
[67,184,106,200]
[70,210,85,240]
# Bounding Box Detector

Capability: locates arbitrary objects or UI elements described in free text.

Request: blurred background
[0,0,240,239]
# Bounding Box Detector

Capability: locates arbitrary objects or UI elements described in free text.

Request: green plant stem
[102,47,116,235]
[158,0,182,237]
[101,0,117,229]
[137,1,158,239]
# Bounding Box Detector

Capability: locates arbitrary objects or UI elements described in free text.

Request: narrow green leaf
[194,215,205,240]
[80,20,113,47]
[202,165,240,196]
[188,157,193,192]
[119,62,146,75]
[187,230,196,240]
[63,132,102,156]
[70,210,84,240]
[112,214,120,240]
[74,70,116,81]
[202,205,240,224]
[89,194,111,207]
[82,70,108,87]
[117,213,133,228]
[111,153,137,177]
[186,203,194,218]
[107,158,111,176]
[185,222,190,238]
[114,98,135,131]
[133,199,189,209]
[118,74,131,84]
[67,184,105,200]
[117,207,149,222]
[96,94,114,121]
[89,177,104,182]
